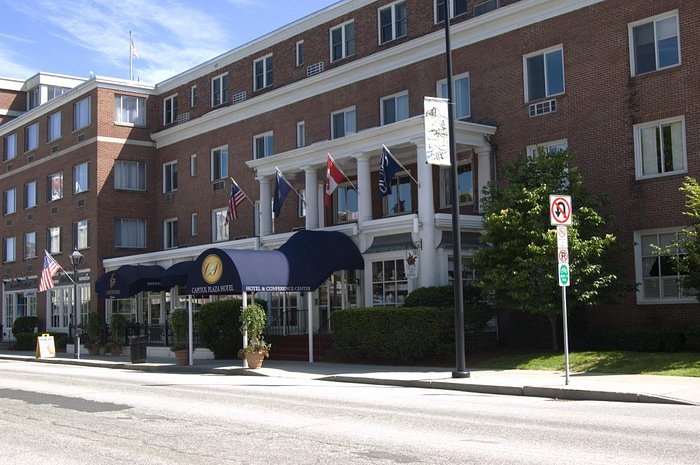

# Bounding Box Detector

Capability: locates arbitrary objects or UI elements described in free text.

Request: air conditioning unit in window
[307,61,324,77]
[232,91,247,105]
[77,199,85,208]
[77,133,85,143]
[163,192,174,202]
[51,145,59,154]
[528,99,557,117]
[474,0,499,16]
[177,112,190,124]
[212,181,225,191]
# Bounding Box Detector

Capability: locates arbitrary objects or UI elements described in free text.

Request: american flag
[130,38,138,58]
[39,251,61,292]
[226,180,247,223]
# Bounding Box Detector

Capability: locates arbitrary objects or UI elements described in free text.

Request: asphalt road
[1,360,699,464]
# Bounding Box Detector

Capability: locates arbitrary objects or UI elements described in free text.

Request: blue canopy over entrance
[95,265,165,299]
[185,230,364,295]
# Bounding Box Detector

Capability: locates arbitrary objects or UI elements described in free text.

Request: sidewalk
[1,350,698,406]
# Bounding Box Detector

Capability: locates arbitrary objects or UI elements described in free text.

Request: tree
[473,148,628,350]
[674,177,700,300]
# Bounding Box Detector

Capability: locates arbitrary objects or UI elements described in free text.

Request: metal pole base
[452,370,470,379]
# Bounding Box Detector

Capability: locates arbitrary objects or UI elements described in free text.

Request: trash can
[129,335,147,363]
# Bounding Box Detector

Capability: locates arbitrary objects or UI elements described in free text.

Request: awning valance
[160,260,195,288]
[95,265,165,299]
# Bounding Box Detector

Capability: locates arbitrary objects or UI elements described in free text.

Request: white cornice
[0,77,24,91]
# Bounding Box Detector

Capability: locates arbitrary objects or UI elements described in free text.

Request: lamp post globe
[69,249,84,359]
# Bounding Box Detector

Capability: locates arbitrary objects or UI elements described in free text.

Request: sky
[0,0,339,84]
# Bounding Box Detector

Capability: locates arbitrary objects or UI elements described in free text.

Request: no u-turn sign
[550,195,572,226]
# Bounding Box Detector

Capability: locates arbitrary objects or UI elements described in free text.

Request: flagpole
[230,177,256,206]
[276,167,306,205]
[328,153,357,190]
[382,145,419,187]
[129,31,133,81]
[45,250,75,284]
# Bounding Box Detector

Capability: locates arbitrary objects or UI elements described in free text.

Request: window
[379,1,407,44]
[163,94,178,125]
[372,259,408,306]
[381,92,409,125]
[114,218,145,248]
[114,160,146,191]
[383,175,412,216]
[190,154,197,176]
[47,172,63,201]
[24,232,36,259]
[448,256,476,288]
[25,123,38,152]
[296,121,306,148]
[164,218,178,249]
[190,85,197,107]
[28,87,39,110]
[253,132,274,159]
[254,55,273,91]
[163,161,178,193]
[438,73,471,119]
[636,228,694,303]
[334,185,358,223]
[24,181,37,209]
[47,226,61,254]
[4,133,17,161]
[212,208,229,242]
[114,94,146,125]
[48,110,63,142]
[211,147,228,180]
[3,237,16,263]
[331,21,355,62]
[73,219,89,250]
[73,162,89,194]
[634,116,686,179]
[48,85,69,101]
[4,188,16,215]
[440,162,473,207]
[191,213,198,236]
[74,97,91,130]
[527,140,568,158]
[211,73,229,107]
[331,107,356,139]
[296,40,304,67]
[435,0,467,23]
[524,46,564,102]
[630,12,680,76]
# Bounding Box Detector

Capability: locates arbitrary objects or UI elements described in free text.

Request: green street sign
[559,263,570,287]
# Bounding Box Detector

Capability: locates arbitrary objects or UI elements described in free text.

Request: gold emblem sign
[201,254,223,285]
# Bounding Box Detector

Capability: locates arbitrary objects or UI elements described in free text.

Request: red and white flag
[39,251,61,293]
[324,154,346,207]
[130,38,139,58]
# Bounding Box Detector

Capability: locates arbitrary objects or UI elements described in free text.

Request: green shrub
[86,312,106,345]
[12,332,67,351]
[684,326,700,351]
[12,316,39,338]
[403,286,454,307]
[575,327,687,352]
[109,313,129,345]
[169,307,189,351]
[196,299,266,359]
[403,285,494,331]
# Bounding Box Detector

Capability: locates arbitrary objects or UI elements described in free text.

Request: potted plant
[106,313,128,356]
[238,303,271,368]
[169,307,189,365]
[85,312,105,355]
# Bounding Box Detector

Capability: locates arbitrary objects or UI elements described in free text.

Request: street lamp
[70,249,84,359]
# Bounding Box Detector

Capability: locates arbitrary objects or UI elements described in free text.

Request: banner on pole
[405,251,419,279]
[424,97,451,166]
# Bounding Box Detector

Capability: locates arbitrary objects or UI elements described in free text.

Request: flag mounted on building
[273,168,293,218]
[226,179,247,223]
[378,146,402,198]
[325,154,347,207]
[39,251,61,292]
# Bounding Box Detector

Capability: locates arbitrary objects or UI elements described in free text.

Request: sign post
[550,196,572,385]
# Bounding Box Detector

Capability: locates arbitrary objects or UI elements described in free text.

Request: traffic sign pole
[551,199,572,385]
[562,287,570,385]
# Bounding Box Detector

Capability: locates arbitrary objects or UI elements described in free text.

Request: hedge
[196,299,266,359]
[573,327,688,352]
[13,332,68,351]
[12,316,39,338]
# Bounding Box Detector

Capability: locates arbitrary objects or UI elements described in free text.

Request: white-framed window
[27,87,39,110]
[212,208,229,242]
[379,1,407,45]
[190,154,197,176]
[211,73,229,107]
[190,85,197,107]
[48,172,63,201]
[47,226,61,254]
[163,94,178,125]
[527,139,568,158]
[211,146,228,180]
[4,188,16,215]
[296,121,306,148]
[438,73,470,120]
[3,237,16,263]
[524,46,564,102]
[191,213,198,236]
[73,219,89,250]
[48,85,68,101]
[635,228,695,304]
[253,132,274,159]
[448,255,476,288]
[254,55,273,91]
[24,181,37,209]
[440,162,473,207]
[164,218,178,250]
[74,96,91,130]
[296,40,304,67]
[114,160,146,191]
[73,162,89,194]
[381,91,409,125]
[114,94,146,125]
[334,185,358,223]
[383,174,412,216]
[435,0,467,23]
[4,133,17,161]
[331,107,356,139]
[634,116,686,179]
[629,11,680,76]
[330,21,355,62]
[48,110,62,142]
[24,232,36,259]
[372,258,408,306]
[163,160,178,193]
[114,218,145,248]
[25,123,38,152]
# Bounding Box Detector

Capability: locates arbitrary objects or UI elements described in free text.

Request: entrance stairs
[267,334,333,362]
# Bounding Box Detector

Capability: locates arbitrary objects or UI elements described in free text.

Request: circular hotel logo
[201,254,223,285]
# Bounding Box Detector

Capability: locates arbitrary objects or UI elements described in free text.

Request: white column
[307,292,314,363]
[415,141,437,289]
[317,182,325,228]
[475,146,491,213]
[303,166,319,230]
[259,175,273,236]
[354,152,372,227]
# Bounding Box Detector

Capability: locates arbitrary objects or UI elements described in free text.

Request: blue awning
[160,261,195,287]
[95,265,165,299]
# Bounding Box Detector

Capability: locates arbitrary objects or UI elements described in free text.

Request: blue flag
[273,168,292,218]
[378,146,401,198]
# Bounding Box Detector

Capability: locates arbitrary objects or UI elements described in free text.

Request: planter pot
[107,345,123,356]
[87,344,101,356]
[245,351,265,369]
[173,349,189,366]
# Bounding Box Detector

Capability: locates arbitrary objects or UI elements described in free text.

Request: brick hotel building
[1,0,697,348]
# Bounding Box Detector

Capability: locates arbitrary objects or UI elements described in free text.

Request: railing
[265,309,309,337]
